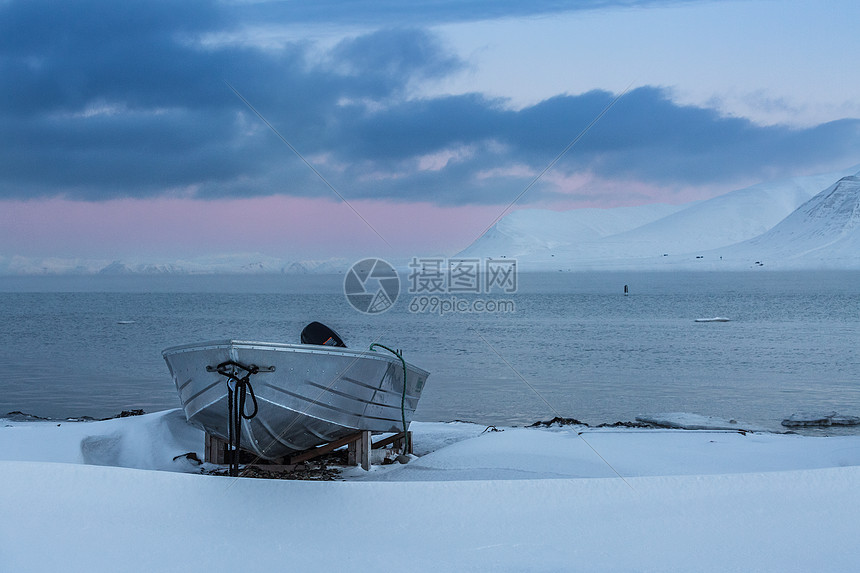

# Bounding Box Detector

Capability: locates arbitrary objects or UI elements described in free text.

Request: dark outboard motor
[301,321,347,348]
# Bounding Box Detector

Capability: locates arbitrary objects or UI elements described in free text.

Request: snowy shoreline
[3,409,860,571]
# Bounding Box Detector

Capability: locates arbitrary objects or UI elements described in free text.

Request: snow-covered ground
[2,409,860,571]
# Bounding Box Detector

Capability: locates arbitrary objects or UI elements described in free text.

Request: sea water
[1,271,858,433]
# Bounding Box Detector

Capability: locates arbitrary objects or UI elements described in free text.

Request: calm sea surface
[1,271,858,434]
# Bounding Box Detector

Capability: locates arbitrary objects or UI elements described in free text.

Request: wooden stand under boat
[204,430,413,472]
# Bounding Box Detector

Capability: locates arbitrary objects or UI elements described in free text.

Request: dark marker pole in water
[624,284,629,296]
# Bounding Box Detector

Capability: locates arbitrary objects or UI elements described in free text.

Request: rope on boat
[213,361,260,477]
[369,343,410,454]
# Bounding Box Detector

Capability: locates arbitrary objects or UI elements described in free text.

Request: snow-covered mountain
[588,169,849,254]
[711,175,860,268]
[457,166,860,270]
[458,203,687,259]
[4,166,860,275]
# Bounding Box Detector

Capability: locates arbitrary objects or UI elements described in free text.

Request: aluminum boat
[163,338,429,460]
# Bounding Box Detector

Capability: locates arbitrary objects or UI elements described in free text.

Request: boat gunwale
[162,339,430,377]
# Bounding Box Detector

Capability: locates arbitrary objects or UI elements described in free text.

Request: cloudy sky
[1,0,859,262]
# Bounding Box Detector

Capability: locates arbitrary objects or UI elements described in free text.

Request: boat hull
[163,340,429,460]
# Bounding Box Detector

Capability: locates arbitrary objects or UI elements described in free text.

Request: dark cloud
[230,0,699,27]
[311,87,860,204]
[0,0,226,115]
[331,29,462,86]
[0,0,858,205]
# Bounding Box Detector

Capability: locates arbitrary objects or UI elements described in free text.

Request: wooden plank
[290,431,363,465]
[359,430,371,471]
[372,431,413,454]
[205,433,226,464]
[205,428,411,472]
[371,431,406,450]
[347,439,357,466]
[205,429,398,469]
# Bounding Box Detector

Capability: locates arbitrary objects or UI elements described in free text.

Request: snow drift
[3,410,860,571]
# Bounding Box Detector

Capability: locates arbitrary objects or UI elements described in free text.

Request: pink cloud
[0,196,503,260]
[0,176,739,262]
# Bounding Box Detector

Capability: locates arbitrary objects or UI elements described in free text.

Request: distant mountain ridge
[0,254,350,276]
[3,166,860,275]
[457,165,860,270]
[458,203,686,259]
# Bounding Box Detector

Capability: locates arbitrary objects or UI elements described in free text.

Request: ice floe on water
[782,411,860,427]
[635,412,766,432]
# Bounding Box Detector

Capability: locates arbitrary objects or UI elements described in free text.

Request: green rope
[369,343,410,454]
